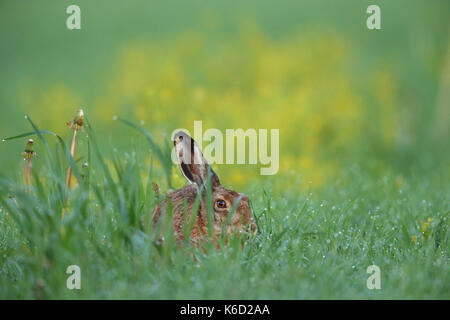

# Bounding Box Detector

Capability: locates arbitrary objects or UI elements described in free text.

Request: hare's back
[152,184,200,225]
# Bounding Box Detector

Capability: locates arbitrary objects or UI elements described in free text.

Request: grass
[0,114,448,300]
[0,0,449,300]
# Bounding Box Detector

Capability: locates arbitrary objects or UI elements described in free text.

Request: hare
[151,131,257,247]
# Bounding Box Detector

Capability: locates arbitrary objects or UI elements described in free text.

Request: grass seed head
[21,138,36,160]
[67,109,85,131]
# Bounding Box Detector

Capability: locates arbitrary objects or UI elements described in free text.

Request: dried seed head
[21,138,36,160]
[152,182,160,199]
[67,109,85,131]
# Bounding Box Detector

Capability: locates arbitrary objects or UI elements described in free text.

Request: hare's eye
[216,199,227,208]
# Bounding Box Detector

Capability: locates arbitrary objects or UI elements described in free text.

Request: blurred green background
[0,0,449,300]
[0,0,449,190]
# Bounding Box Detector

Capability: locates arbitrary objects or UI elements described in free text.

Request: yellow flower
[420,217,434,240]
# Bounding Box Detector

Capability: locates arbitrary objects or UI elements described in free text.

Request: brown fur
[151,130,257,248]
[151,184,256,247]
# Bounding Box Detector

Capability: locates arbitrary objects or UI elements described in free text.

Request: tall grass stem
[66,129,78,189]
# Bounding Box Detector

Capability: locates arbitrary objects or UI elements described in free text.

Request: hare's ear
[173,131,220,188]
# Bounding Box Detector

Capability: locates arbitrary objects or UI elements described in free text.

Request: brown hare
[151,131,257,248]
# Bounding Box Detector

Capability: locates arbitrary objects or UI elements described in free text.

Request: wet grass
[0,116,448,299]
[0,0,449,300]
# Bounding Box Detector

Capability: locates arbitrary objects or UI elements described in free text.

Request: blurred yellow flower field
[16,27,403,192]
[0,0,449,300]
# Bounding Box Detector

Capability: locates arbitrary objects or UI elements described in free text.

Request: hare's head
[173,131,257,238]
